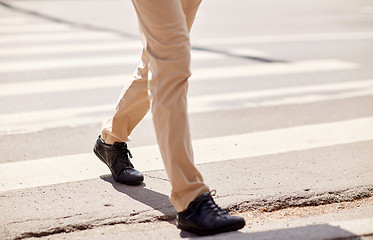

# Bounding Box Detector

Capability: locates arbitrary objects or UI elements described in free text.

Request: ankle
[100,135,117,145]
[103,134,130,145]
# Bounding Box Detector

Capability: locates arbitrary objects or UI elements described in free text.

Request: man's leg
[131,0,245,235]
[93,49,149,185]
[131,0,208,212]
[96,0,202,187]
[101,49,150,144]
[96,0,245,234]
[100,0,200,145]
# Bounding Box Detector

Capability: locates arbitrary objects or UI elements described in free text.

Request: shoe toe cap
[221,215,246,230]
[117,169,144,185]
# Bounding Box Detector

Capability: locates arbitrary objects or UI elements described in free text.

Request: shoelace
[113,143,134,168]
[193,190,227,217]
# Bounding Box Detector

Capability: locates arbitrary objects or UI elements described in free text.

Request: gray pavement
[2,141,373,239]
[1,0,373,239]
[31,214,373,240]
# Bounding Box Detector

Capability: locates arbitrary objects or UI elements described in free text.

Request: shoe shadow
[179,223,363,239]
[179,230,200,238]
[99,174,176,218]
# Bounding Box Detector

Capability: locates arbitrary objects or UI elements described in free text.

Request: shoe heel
[93,146,106,165]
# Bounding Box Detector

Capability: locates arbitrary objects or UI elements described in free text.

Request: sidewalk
[33,216,373,240]
[1,141,373,239]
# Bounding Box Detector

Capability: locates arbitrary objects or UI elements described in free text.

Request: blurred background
[1,0,372,161]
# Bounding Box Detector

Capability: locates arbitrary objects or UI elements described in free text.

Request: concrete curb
[7,184,373,240]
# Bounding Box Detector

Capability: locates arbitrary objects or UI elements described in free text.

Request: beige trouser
[101,0,209,212]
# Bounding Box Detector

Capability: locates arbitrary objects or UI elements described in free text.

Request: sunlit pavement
[0,0,373,239]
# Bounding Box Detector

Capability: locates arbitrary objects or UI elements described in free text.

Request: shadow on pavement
[182,223,362,240]
[99,176,362,240]
[99,174,176,217]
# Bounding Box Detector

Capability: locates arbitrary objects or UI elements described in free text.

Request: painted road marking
[191,59,358,81]
[0,17,29,25]
[0,32,123,44]
[0,74,133,96]
[0,103,114,134]
[0,44,266,57]
[0,51,223,73]
[0,117,372,192]
[0,24,75,34]
[0,41,142,57]
[1,79,372,134]
[227,48,269,57]
[1,31,372,45]
[188,79,373,112]
[194,32,373,45]
[0,59,359,96]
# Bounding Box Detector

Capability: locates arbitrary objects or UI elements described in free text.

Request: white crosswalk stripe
[0,51,224,73]
[1,30,372,45]
[0,43,269,57]
[194,31,373,45]
[1,78,372,134]
[0,17,29,25]
[192,59,358,81]
[0,31,123,44]
[0,41,142,57]
[0,23,76,33]
[1,117,372,192]
[0,59,359,96]
[0,17,372,196]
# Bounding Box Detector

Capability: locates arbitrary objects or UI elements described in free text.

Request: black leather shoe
[93,135,144,185]
[177,191,245,236]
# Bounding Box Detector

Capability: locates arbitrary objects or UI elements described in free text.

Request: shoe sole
[177,221,245,236]
[93,145,143,186]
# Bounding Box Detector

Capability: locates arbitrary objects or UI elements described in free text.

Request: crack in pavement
[285,166,332,178]
[143,174,169,182]
[13,206,175,239]
[16,223,94,240]
[11,185,373,239]
[8,213,84,226]
[15,214,174,240]
[228,185,373,213]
